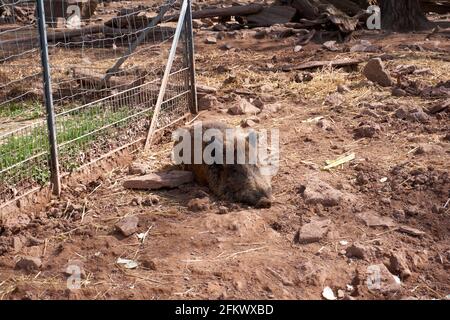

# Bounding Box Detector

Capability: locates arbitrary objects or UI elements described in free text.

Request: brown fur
[176,121,272,208]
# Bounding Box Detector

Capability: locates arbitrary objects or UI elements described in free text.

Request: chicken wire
[0,0,196,208]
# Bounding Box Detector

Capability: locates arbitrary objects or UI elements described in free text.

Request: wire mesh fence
[0,0,196,208]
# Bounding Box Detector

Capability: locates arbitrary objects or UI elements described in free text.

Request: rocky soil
[0,1,449,300]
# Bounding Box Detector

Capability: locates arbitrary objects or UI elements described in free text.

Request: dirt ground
[1,6,449,300]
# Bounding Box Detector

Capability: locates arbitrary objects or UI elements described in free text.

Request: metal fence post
[185,0,198,114]
[36,0,61,196]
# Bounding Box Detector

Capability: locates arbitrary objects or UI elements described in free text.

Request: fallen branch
[240,5,297,27]
[166,3,264,22]
[281,58,364,71]
[0,25,104,48]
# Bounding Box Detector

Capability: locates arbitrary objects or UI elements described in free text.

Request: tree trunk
[380,0,433,31]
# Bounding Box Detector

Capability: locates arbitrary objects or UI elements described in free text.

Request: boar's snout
[255,197,272,209]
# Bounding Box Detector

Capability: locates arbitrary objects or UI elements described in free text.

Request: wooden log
[72,67,138,90]
[242,6,297,27]
[104,11,158,29]
[326,0,365,16]
[101,25,175,41]
[166,3,264,22]
[288,0,321,20]
[289,0,360,33]
[281,58,364,71]
[0,25,104,48]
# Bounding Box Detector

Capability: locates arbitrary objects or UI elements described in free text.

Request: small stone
[337,289,345,299]
[408,111,429,123]
[219,43,233,51]
[216,65,231,73]
[48,207,62,218]
[130,197,141,206]
[294,45,303,52]
[337,84,351,93]
[223,74,237,85]
[12,237,23,253]
[187,198,210,212]
[393,209,406,221]
[2,214,30,231]
[123,171,194,190]
[142,195,159,206]
[192,20,203,29]
[392,87,407,97]
[240,119,257,128]
[261,103,282,113]
[317,119,332,131]
[217,206,229,215]
[323,40,339,51]
[414,144,443,155]
[293,72,313,83]
[395,106,410,120]
[363,58,393,87]
[254,30,267,39]
[322,286,337,300]
[325,92,345,107]
[393,64,417,75]
[404,205,420,217]
[15,256,42,272]
[251,98,264,109]
[198,94,222,111]
[398,225,426,237]
[299,177,343,207]
[366,264,401,294]
[346,243,367,260]
[142,259,157,270]
[353,123,381,139]
[388,252,412,280]
[357,211,396,228]
[350,41,379,53]
[228,97,261,115]
[201,19,214,27]
[212,24,227,32]
[216,31,225,40]
[128,162,148,175]
[115,216,139,237]
[205,36,217,44]
[444,133,450,142]
[295,218,331,244]
[27,236,45,246]
[427,100,449,114]
[197,84,218,95]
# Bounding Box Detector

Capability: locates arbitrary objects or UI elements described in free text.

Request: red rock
[363,58,393,87]
[300,177,343,207]
[198,94,222,111]
[296,218,331,244]
[123,171,193,190]
[387,251,412,280]
[187,198,211,212]
[346,243,367,260]
[12,236,23,253]
[128,162,148,175]
[15,256,42,272]
[228,97,261,115]
[366,264,401,295]
[2,214,30,230]
[115,216,139,237]
[357,211,396,228]
[398,225,426,237]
